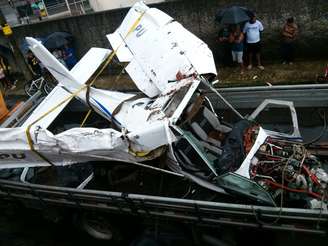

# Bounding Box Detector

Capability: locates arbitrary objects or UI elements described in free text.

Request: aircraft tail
[26,37,112,92]
[25,37,134,125]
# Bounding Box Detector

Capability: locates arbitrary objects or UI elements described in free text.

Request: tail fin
[25,37,134,125]
[26,37,112,92]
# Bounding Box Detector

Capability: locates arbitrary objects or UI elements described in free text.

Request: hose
[265,180,322,199]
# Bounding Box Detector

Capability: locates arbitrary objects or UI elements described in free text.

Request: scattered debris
[0,2,327,209]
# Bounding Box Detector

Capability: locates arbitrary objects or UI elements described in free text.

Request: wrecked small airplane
[0,2,327,209]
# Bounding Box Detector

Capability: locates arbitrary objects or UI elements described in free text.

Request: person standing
[281,17,298,65]
[217,24,232,66]
[243,13,264,70]
[63,44,77,70]
[27,50,42,78]
[52,49,67,68]
[229,25,245,74]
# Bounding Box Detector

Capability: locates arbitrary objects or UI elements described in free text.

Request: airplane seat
[189,106,231,148]
[174,136,215,179]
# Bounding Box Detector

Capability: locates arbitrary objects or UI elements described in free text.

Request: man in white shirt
[243,13,264,70]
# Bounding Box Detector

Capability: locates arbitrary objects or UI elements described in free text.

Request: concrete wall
[7,0,328,74]
[89,0,165,11]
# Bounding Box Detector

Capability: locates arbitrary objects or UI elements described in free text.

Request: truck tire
[76,212,122,241]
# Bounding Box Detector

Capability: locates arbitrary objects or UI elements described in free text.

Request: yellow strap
[25,83,89,164]
[114,63,128,83]
[80,11,145,127]
[80,109,92,127]
[89,11,145,87]
[25,11,146,163]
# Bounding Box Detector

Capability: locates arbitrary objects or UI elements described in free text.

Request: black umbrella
[216,6,252,24]
[21,37,45,54]
[43,32,73,50]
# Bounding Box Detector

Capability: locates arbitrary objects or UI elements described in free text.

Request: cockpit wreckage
[0,2,327,210]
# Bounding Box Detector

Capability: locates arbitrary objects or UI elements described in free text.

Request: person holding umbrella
[63,44,77,70]
[229,25,245,74]
[243,13,264,70]
[217,24,232,66]
[52,49,66,67]
[216,6,252,67]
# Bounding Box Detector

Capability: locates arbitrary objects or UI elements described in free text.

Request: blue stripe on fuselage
[93,99,122,126]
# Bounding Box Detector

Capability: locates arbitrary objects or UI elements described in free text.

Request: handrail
[216,83,328,93]
[0,178,326,234]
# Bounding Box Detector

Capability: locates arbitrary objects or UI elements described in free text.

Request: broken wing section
[107,2,217,98]
[21,86,72,128]
[107,2,171,63]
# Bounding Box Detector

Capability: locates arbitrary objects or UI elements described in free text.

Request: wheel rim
[81,214,114,240]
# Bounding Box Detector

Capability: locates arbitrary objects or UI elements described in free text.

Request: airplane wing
[107,2,217,98]
[22,85,71,128]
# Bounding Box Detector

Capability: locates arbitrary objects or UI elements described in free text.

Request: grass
[94,59,327,90]
[4,59,328,98]
[217,60,327,87]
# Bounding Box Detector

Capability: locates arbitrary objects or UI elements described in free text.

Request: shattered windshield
[217,173,276,206]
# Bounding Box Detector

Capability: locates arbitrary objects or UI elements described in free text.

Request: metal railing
[208,83,328,109]
[44,0,91,17]
[0,178,326,234]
